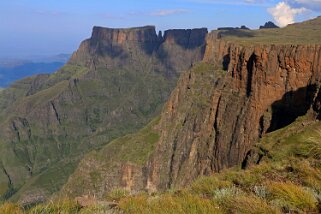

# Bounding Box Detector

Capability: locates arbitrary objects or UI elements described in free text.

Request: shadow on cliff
[261,84,318,134]
[163,29,208,50]
[89,39,129,60]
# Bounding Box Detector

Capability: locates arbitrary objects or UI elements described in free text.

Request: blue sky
[0,0,319,58]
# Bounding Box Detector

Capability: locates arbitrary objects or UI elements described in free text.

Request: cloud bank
[268,0,321,27]
[268,2,307,27]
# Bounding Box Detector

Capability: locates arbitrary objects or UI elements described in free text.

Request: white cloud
[268,1,308,27]
[150,9,189,16]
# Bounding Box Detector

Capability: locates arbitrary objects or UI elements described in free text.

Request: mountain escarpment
[0,26,207,204]
[147,37,321,191]
[62,27,321,197]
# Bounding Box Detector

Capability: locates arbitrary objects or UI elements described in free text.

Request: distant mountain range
[0,54,70,87]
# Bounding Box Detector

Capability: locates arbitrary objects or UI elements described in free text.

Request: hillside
[0,26,208,204]
[217,16,321,45]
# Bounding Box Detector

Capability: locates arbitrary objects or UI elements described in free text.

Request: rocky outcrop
[260,21,279,29]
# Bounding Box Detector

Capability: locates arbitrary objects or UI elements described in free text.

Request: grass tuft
[267,182,318,212]
[106,188,130,202]
[220,195,281,214]
[27,198,81,214]
[0,202,23,214]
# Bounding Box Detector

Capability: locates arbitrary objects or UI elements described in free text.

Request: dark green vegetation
[218,16,321,45]
[62,117,160,198]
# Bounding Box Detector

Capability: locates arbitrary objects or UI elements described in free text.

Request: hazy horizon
[1,0,320,58]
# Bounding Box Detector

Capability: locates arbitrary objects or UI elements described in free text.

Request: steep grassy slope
[0,26,207,204]
[62,117,161,198]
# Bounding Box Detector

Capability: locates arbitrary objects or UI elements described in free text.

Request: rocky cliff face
[147,37,321,191]
[62,30,321,197]
[0,26,207,203]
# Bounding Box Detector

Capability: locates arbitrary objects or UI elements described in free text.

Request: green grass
[219,16,321,45]
[27,199,81,214]
[94,116,161,166]
[60,116,161,198]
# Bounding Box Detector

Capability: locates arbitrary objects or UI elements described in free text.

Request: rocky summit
[1,15,321,214]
